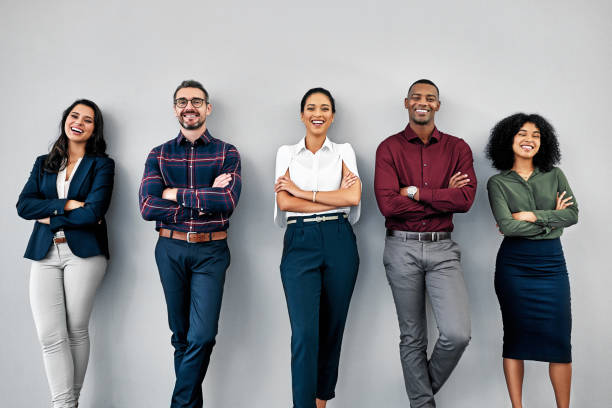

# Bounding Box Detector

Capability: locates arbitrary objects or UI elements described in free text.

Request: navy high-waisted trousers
[280,214,359,408]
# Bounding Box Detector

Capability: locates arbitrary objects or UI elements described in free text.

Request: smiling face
[301,92,334,136]
[64,104,95,144]
[512,122,541,162]
[174,87,211,131]
[405,83,440,126]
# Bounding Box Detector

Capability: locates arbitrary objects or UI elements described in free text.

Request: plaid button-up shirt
[139,130,241,232]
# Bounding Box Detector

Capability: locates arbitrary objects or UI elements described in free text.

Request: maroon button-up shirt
[374,125,476,232]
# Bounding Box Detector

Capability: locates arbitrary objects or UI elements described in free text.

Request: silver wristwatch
[406,186,418,200]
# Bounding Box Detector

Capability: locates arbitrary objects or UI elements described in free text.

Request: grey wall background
[1,0,610,406]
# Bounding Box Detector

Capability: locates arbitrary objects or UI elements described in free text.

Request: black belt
[386,229,451,242]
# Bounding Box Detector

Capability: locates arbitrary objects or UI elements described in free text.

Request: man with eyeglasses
[139,79,241,408]
[374,79,476,408]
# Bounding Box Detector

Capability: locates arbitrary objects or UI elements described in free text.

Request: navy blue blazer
[17,154,115,261]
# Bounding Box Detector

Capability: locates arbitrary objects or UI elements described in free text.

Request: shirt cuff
[418,187,434,205]
[176,188,191,208]
[532,210,550,227]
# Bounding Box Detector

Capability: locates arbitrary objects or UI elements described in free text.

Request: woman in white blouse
[17,99,114,408]
[274,88,361,408]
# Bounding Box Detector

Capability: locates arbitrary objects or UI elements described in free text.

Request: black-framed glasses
[174,97,207,108]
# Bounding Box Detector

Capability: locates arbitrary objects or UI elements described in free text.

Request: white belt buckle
[186,232,196,243]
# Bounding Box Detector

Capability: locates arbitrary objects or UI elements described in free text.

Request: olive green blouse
[487,167,578,240]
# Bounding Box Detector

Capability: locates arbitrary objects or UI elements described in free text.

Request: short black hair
[407,79,439,98]
[173,80,209,103]
[485,113,561,172]
[300,87,336,113]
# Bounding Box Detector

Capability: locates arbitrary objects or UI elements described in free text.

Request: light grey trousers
[30,242,107,408]
[383,235,471,408]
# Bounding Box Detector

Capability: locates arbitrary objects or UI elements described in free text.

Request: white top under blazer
[56,157,82,199]
[54,157,82,238]
[274,137,361,228]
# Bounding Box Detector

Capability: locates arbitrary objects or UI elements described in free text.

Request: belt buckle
[418,232,437,242]
[186,232,196,243]
[315,216,323,222]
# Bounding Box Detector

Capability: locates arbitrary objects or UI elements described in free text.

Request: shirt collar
[176,129,212,146]
[295,136,333,154]
[501,167,541,177]
[402,124,441,145]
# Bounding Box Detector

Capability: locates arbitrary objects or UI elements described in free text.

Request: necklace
[514,169,532,181]
[67,157,83,166]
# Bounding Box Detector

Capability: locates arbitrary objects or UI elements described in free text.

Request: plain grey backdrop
[2,0,610,407]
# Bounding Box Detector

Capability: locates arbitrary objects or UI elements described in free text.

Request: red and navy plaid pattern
[139,130,241,232]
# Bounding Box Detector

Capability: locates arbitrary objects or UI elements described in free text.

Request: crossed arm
[139,146,241,222]
[487,176,577,237]
[34,199,88,225]
[17,157,115,229]
[275,162,361,213]
[374,142,476,219]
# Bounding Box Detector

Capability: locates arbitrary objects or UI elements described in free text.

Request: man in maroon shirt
[374,79,476,408]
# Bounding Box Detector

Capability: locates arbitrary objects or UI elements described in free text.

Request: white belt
[286,214,348,225]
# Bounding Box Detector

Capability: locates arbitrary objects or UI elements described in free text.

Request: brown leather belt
[159,228,227,243]
[53,237,67,244]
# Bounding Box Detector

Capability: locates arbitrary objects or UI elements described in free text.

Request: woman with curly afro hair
[485,113,578,408]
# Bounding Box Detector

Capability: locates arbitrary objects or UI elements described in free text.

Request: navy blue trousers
[280,214,359,408]
[155,236,230,408]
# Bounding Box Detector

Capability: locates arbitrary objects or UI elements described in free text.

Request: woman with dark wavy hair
[485,113,578,408]
[17,99,114,408]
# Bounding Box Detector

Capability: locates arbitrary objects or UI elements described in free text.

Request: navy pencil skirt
[494,237,572,363]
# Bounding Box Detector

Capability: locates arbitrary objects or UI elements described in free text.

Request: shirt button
[424,182,428,186]
[422,221,426,225]
[54,210,58,215]
[190,186,193,188]
[423,163,428,167]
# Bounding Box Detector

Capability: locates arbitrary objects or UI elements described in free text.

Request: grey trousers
[383,235,471,408]
[30,242,107,408]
